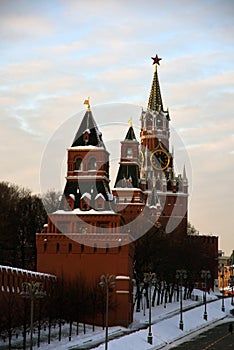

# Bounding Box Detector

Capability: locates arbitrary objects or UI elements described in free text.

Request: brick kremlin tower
[138,54,188,235]
[37,99,135,327]
[112,54,188,237]
[36,55,218,327]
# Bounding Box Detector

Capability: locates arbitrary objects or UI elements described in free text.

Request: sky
[0,0,234,254]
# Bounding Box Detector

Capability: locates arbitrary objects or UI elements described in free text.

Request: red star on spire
[151,54,162,65]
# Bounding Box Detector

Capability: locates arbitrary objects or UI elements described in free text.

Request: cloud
[0,113,44,191]
[0,14,55,42]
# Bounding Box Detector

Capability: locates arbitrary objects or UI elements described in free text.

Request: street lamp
[176,269,187,330]
[143,272,156,344]
[163,281,167,308]
[200,270,211,320]
[229,265,234,306]
[220,264,225,312]
[99,274,116,350]
[139,281,146,316]
[20,281,46,350]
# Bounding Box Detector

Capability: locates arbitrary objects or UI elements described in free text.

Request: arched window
[126,147,133,158]
[88,157,96,170]
[56,243,60,253]
[99,224,107,234]
[75,157,82,171]
[81,226,87,234]
[146,113,153,128]
[156,116,163,128]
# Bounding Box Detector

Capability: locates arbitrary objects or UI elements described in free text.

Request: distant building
[217,250,234,294]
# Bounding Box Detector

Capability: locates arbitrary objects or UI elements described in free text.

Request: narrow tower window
[156,116,163,128]
[146,113,153,128]
[88,157,96,170]
[75,157,82,170]
[126,147,133,158]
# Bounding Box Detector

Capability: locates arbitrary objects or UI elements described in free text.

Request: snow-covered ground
[1,290,233,349]
[92,291,233,350]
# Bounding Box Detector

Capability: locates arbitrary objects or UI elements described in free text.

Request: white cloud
[0,14,55,42]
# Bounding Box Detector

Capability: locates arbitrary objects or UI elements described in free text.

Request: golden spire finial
[83,97,90,111]
[128,118,133,127]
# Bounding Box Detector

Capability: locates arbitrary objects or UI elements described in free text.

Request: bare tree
[0,182,47,269]
[42,189,62,214]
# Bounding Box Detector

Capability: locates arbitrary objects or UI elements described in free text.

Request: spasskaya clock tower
[139,54,188,235]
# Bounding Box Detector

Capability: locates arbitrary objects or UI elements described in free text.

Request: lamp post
[20,282,46,350]
[143,272,156,344]
[220,264,225,312]
[229,265,234,306]
[140,281,146,316]
[99,274,116,350]
[200,270,211,320]
[176,269,187,330]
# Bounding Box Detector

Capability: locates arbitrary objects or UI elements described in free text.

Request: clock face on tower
[150,149,170,170]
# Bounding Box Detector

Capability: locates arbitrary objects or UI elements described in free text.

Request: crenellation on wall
[0,265,56,296]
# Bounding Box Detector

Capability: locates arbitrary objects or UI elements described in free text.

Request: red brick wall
[36,233,134,327]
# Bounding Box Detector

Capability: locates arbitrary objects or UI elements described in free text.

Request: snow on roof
[81,192,91,200]
[67,146,105,150]
[0,265,56,279]
[95,193,105,200]
[116,275,130,280]
[52,209,117,215]
[108,193,114,200]
[69,194,75,200]
[113,187,142,191]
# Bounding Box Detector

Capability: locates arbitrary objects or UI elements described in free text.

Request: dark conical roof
[71,110,105,148]
[114,164,140,188]
[148,65,164,112]
[124,126,137,141]
[59,180,112,209]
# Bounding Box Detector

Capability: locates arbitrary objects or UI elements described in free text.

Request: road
[171,321,234,349]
